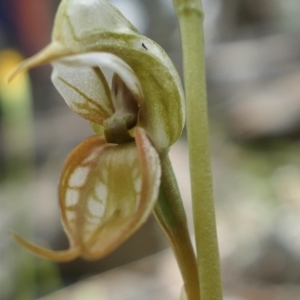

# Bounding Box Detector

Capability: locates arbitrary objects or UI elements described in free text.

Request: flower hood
[12,0,185,151]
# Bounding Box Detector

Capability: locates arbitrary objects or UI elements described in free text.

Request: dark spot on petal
[142,43,148,50]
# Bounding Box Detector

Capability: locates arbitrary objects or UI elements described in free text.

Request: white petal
[51,62,113,124]
[56,52,143,103]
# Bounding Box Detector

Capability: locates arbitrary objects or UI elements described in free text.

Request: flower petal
[13,128,160,262]
[51,62,113,124]
[86,127,161,259]
[59,127,160,260]
[57,52,143,103]
[52,52,143,125]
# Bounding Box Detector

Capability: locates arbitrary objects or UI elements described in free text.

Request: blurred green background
[1,0,300,299]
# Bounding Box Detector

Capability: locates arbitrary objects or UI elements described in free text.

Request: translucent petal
[85,127,161,259]
[59,127,160,260]
[51,62,113,124]
[13,128,161,261]
[55,52,143,106]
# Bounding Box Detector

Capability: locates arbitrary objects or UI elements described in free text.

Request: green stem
[171,0,223,299]
[154,153,200,300]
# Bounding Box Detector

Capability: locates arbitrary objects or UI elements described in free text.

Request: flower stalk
[172,0,223,299]
[154,152,200,300]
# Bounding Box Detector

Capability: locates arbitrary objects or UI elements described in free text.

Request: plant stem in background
[154,153,200,300]
[171,0,223,299]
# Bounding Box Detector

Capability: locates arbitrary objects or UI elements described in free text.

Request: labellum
[13,128,160,261]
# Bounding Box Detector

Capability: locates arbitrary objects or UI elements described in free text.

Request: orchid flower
[11,0,185,262]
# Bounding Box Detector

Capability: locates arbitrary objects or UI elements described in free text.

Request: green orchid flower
[11,0,185,261]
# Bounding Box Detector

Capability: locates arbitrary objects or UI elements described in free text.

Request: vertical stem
[171,0,223,299]
[154,153,200,300]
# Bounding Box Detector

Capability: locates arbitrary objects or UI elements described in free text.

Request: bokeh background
[1,0,300,299]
